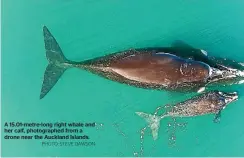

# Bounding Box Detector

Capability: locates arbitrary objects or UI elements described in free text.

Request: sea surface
[1,0,244,157]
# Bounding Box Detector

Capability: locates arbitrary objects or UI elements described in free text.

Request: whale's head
[208,91,238,123]
[208,63,244,86]
[214,91,238,110]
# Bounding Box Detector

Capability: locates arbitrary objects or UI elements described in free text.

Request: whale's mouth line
[218,91,238,105]
[226,95,238,102]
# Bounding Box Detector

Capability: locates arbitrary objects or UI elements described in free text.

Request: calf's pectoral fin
[213,110,222,123]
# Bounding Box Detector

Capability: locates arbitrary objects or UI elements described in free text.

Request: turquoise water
[1,0,244,157]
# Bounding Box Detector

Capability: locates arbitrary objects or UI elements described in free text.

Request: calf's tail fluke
[136,111,166,140]
[40,26,72,99]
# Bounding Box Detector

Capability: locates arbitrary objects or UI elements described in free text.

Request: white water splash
[197,87,205,93]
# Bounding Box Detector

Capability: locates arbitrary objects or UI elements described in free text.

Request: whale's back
[109,53,210,86]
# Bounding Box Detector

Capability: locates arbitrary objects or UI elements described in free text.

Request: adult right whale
[40,26,244,99]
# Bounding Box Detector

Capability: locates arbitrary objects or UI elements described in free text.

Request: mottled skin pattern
[136,91,238,140]
[165,91,227,117]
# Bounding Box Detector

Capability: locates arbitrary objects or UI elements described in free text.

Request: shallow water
[1,0,244,157]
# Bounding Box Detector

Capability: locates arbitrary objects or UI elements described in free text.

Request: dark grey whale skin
[40,26,244,99]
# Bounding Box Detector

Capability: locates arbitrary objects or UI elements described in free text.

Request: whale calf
[136,90,238,140]
[40,26,244,99]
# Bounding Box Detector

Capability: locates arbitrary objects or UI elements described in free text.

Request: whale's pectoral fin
[171,40,195,49]
[171,40,208,58]
[213,110,222,123]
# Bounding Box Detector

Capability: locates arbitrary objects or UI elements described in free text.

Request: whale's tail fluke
[135,106,167,140]
[40,26,72,99]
